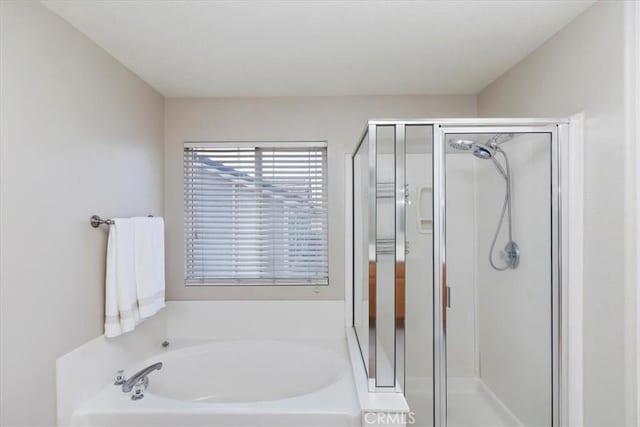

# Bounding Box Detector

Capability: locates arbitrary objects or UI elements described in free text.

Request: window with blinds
[184,142,328,285]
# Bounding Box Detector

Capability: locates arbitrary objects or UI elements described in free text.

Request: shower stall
[351,119,568,427]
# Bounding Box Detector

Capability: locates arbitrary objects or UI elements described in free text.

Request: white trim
[624,1,640,425]
[636,3,640,422]
[563,113,585,427]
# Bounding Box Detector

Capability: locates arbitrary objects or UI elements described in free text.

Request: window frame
[183,141,329,287]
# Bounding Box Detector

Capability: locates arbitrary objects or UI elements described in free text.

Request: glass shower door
[435,126,561,427]
[352,124,405,391]
[404,125,435,427]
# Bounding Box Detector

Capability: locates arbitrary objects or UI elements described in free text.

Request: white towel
[105,219,140,337]
[133,217,166,319]
[104,217,165,338]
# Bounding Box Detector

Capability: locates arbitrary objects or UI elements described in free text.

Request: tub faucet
[120,362,163,393]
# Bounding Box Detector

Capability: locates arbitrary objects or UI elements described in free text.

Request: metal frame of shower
[350,118,569,427]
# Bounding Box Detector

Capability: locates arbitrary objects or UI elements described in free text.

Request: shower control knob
[503,241,520,269]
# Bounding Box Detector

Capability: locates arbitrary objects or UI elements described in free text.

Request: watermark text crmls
[364,411,416,425]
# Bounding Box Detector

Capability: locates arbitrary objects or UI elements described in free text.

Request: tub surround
[346,329,410,416]
[71,338,359,427]
[56,310,168,426]
[56,301,353,426]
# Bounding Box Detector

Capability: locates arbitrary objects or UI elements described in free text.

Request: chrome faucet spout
[122,362,162,392]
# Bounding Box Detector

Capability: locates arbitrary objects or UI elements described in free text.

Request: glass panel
[353,130,370,376]
[375,125,396,387]
[444,132,552,427]
[404,125,434,426]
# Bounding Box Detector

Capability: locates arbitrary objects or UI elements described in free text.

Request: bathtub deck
[71,338,360,427]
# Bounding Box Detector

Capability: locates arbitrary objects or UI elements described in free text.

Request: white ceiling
[42,0,594,98]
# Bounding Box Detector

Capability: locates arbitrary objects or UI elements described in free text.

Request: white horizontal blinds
[184,144,328,285]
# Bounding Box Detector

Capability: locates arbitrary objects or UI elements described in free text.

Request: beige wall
[0,2,164,426]
[164,96,476,300]
[478,1,629,425]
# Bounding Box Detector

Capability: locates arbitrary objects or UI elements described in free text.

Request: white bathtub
[70,338,360,427]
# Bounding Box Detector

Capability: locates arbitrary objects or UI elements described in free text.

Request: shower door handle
[446,286,451,308]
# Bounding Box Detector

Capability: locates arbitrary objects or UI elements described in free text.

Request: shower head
[471,142,496,160]
[447,139,496,160]
[447,139,475,152]
[448,135,519,271]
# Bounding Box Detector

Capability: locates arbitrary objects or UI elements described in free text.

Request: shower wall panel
[474,133,552,426]
[444,154,480,379]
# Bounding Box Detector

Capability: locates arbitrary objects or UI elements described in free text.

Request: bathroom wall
[477,1,629,424]
[164,96,477,300]
[0,2,164,426]
[474,134,552,426]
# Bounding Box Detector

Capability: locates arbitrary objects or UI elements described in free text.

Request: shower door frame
[433,121,565,427]
[351,118,569,426]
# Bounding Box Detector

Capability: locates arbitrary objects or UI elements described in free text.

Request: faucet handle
[113,370,125,386]
[131,381,145,401]
[130,377,148,401]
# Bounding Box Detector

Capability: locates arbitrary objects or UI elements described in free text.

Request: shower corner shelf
[419,220,433,234]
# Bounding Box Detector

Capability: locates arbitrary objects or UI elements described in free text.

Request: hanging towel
[104,219,140,337]
[133,217,166,319]
[104,217,165,338]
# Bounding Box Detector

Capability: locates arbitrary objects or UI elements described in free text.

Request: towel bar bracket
[90,215,112,228]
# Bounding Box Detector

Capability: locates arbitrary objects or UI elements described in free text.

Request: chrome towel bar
[90,214,153,228]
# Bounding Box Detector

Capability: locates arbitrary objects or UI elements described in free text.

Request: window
[184,142,328,285]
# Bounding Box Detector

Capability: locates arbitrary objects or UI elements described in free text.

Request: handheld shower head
[447,139,496,160]
[471,142,496,160]
[446,134,519,270]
